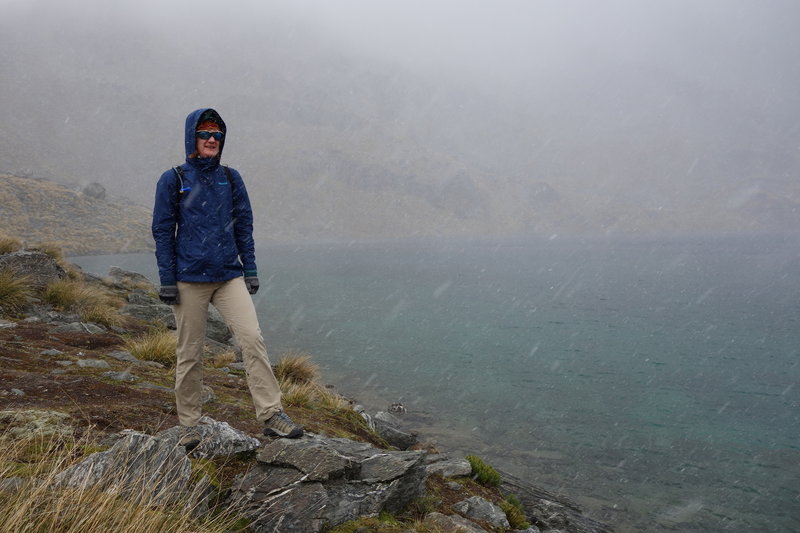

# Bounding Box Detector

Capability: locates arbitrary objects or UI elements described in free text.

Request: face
[195,129,222,158]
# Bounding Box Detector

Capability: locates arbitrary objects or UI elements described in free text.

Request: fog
[2,0,799,239]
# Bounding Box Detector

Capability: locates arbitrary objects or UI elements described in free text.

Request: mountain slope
[0,174,153,255]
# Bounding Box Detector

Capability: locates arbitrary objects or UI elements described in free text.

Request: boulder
[54,430,194,507]
[229,433,427,532]
[156,416,261,459]
[453,496,510,529]
[425,452,472,478]
[120,295,230,345]
[54,417,260,510]
[0,250,66,290]
[372,410,418,450]
[81,182,106,200]
[108,267,154,290]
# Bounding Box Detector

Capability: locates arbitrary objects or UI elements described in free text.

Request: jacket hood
[185,108,227,160]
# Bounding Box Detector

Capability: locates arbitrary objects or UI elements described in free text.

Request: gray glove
[158,285,180,305]
[244,276,260,295]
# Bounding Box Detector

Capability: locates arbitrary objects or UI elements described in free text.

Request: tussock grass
[281,380,352,410]
[280,381,317,408]
[125,328,176,367]
[34,241,65,263]
[275,352,351,410]
[466,454,501,487]
[44,278,122,327]
[209,351,237,369]
[0,235,23,254]
[0,269,32,317]
[0,432,238,533]
[500,494,531,530]
[274,351,319,385]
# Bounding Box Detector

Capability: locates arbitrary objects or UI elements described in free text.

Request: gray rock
[0,319,16,329]
[201,385,216,404]
[0,477,24,494]
[373,410,418,450]
[205,305,231,344]
[120,302,175,328]
[156,416,261,459]
[55,360,73,366]
[50,369,67,375]
[138,382,173,393]
[127,289,155,305]
[54,418,258,511]
[102,371,139,382]
[108,267,154,290]
[109,350,138,362]
[453,496,510,529]
[0,250,66,290]
[230,433,427,532]
[353,404,374,430]
[11,389,25,396]
[40,348,64,356]
[425,453,472,478]
[54,430,193,506]
[423,511,489,532]
[77,359,111,369]
[81,182,106,200]
[120,299,229,346]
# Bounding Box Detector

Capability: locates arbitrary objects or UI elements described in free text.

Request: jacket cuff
[244,270,258,278]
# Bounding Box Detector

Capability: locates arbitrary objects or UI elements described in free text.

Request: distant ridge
[0,174,153,256]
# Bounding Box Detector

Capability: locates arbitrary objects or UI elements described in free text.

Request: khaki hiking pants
[173,276,282,426]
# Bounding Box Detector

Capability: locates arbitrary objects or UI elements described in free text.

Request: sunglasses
[196,130,224,140]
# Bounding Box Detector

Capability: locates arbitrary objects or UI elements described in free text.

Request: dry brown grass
[0,269,33,317]
[0,234,23,254]
[274,351,319,385]
[275,353,351,410]
[208,351,237,369]
[124,328,176,367]
[34,241,66,263]
[0,431,238,533]
[44,278,123,327]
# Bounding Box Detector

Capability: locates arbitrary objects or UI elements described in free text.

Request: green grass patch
[466,454,501,487]
[500,494,530,530]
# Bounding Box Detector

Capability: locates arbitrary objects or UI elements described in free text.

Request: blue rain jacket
[152,108,257,286]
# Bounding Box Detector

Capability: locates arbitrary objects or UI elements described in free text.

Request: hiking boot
[264,411,304,438]
[178,427,201,451]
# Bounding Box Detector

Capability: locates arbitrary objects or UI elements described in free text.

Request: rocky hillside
[0,249,612,532]
[0,174,153,255]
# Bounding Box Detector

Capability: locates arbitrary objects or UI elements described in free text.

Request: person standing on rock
[151,108,303,450]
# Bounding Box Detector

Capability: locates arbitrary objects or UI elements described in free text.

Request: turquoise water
[72,235,800,531]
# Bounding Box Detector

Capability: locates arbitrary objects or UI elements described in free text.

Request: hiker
[151,108,302,450]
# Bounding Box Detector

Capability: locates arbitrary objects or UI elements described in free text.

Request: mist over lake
[72,234,800,532]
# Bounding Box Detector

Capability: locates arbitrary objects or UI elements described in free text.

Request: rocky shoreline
[0,249,612,532]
